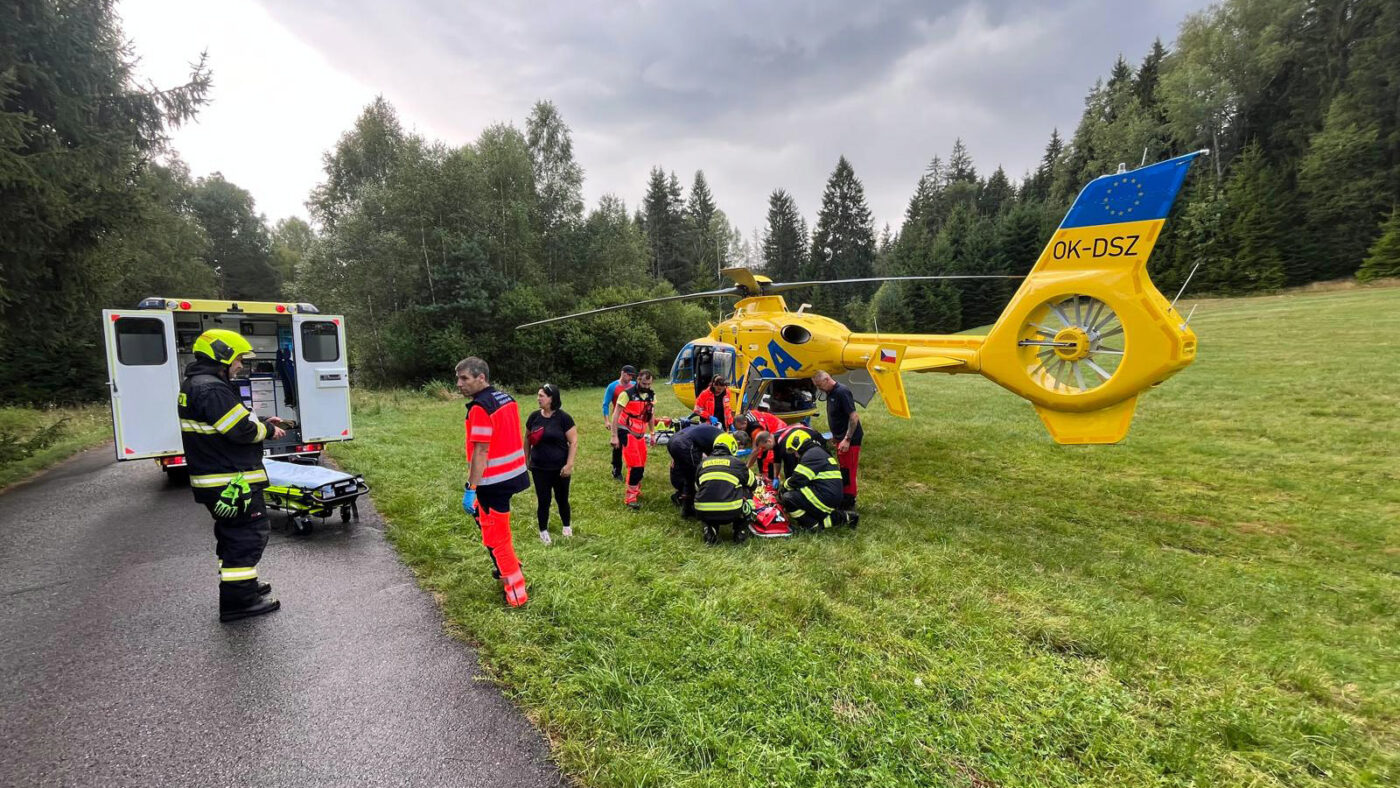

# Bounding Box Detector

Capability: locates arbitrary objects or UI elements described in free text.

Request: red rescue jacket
[465,386,529,492]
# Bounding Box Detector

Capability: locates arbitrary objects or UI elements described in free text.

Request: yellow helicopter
[521,151,1207,444]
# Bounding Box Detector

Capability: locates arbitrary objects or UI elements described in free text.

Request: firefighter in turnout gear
[693,432,758,544]
[778,429,857,531]
[766,423,826,484]
[612,369,657,509]
[457,357,531,607]
[179,328,287,622]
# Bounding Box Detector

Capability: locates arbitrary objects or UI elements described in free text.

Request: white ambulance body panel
[102,310,182,460]
[292,315,352,443]
[101,300,353,465]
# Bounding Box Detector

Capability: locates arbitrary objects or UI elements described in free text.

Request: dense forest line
[3,0,1398,403]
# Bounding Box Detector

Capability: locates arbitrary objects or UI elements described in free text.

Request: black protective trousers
[612,428,628,475]
[530,467,572,531]
[666,437,702,499]
[204,489,270,606]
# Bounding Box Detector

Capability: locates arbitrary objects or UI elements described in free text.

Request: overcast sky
[122,0,1213,238]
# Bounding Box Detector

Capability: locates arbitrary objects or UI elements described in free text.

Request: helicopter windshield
[669,343,696,385]
[672,343,737,398]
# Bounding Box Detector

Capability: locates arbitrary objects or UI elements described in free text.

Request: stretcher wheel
[292,515,314,536]
[340,506,351,523]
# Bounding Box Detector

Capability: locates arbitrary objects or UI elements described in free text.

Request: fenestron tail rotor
[1018,294,1125,395]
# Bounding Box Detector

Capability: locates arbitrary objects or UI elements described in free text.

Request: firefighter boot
[220,590,281,622]
[702,524,718,545]
[732,520,748,544]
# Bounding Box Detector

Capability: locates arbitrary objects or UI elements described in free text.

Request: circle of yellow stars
[1102,176,1145,217]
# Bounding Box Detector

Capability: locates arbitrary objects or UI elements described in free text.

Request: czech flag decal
[879,348,897,363]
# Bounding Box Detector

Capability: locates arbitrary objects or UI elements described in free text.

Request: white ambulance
[101,297,353,476]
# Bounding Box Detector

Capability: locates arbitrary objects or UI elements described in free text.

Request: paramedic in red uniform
[612,368,657,509]
[813,370,862,511]
[457,357,530,607]
[692,375,734,429]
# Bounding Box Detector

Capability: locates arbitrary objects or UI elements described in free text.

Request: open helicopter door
[102,310,182,460]
[292,314,352,443]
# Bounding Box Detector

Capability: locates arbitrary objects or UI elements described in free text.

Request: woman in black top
[524,383,578,544]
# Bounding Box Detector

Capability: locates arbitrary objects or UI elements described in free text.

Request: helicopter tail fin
[866,344,910,419]
[977,151,1206,444]
[1033,396,1138,444]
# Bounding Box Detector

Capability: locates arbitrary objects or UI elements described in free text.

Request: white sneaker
[539,530,552,545]
[562,526,573,538]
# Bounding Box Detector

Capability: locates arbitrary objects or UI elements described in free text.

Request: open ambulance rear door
[102,310,182,460]
[292,314,353,443]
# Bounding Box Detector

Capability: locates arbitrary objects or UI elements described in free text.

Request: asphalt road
[0,448,564,787]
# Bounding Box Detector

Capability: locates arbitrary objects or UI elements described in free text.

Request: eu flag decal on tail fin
[1030,151,1206,276]
[1061,151,1205,229]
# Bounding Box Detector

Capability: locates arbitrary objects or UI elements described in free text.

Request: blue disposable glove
[462,485,477,515]
[709,416,720,426]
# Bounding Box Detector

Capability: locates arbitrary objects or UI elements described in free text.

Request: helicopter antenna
[1179,303,1199,330]
[1170,262,1202,310]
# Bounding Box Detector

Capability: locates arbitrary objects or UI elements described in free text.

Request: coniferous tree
[979,166,1014,217]
[761,189,808,283]
[1221,143,1286,292]
[1024,129,1064,204]
[641,167,687,286]
[807,156,876,314]
[0,0,211,402]
[1298,99,1390,279]
[685,171,720,288]
[1357,207,1400,281]
[945,139,980,212]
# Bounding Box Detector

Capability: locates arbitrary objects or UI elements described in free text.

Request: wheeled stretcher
[262,459,370,535]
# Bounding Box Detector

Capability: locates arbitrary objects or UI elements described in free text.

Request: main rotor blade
[763,274,1024,294]
[516,287,742,329]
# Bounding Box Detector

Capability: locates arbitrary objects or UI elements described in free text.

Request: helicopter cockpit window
[779,324,812,345]
[670,343,696,385]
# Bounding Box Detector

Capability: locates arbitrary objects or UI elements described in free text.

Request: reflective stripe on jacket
[783,444,842,514]
[466,386,529,493]
[694,454,757,515]
[178,358,270,503]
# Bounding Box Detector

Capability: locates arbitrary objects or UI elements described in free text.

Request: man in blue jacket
[602,365,636,481]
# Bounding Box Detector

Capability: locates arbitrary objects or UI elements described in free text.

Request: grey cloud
[257,0,1213,235]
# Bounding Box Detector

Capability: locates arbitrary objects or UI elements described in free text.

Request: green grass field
[329,285,1399,787]
[0,404,112,492]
